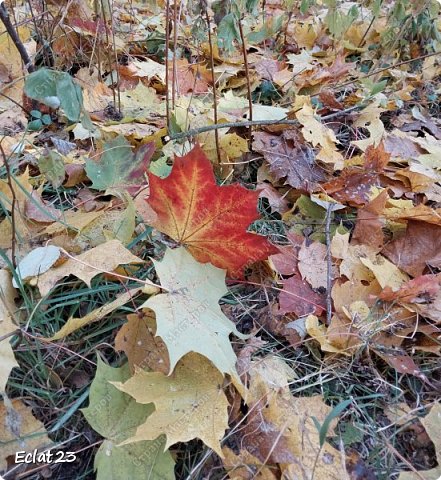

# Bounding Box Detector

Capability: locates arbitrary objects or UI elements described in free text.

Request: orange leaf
[146,145,277,276]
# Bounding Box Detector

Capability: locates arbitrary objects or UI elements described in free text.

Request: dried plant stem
[100,0,117,108]
[325,204,333,325]
[109,0,121,113]
[0,144,17,268]
[165,0,171,130]
[168,104,363,141]
[205,8,221,164]
[172,0,178,109]
[238,17,253,144]
[0,2,35,73]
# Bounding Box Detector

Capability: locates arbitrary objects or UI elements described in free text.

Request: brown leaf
[252,131,325,190]
[352,190,388,251]
[269,232,303,276]
[256,183,289,214]
[372,347,428,380]
[323,169,379,206]
[298,240,329,290]
[115,310,170,374]
[382,221,441,277]
[279,275,326,317]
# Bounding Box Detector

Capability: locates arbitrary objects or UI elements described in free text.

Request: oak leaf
[112,353,230,457]
[147,144,276,277]
[141,247,245,381]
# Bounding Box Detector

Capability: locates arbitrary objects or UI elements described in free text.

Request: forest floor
[0,0,441,479]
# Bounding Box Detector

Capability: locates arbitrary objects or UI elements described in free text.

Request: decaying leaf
[230,355,349,479]
[398,403,441,480]
[252,130,326,190]
[115,310,170,374]
[0,399,51,471]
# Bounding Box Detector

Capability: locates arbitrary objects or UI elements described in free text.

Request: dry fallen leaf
[0,399,51,471]
[36,240,143,296]
[0,270,18,393]
[112,353,230,457]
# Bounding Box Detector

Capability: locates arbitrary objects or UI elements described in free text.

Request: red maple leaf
[146,145,277,277]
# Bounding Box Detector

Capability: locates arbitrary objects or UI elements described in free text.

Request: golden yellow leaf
[296,102,344,170]
[360,255,409,290]
[36,240,143,296]
[0,270,18,393]
[112,353,230,457]
[306,315,347,354]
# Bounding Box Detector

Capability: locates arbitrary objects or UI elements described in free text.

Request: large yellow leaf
[141,246,245,383]
[0,270,18,393]
[112,353,230,457]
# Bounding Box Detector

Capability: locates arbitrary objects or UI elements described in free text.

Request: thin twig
[0,2,35,73]
[238,17,253,144]
[100,0,116,108]
[165,0,171,131]
[168,104,363,141]
[0,143,17,268]
[109,0,121,113]
[204,6,221,164]
[325,203,333,325]
[172,0,178,109]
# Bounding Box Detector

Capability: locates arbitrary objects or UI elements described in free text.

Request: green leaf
[111,196,136,245]
[24,68,83,122]
[28,119,42,131]
[85,137,155,191]
[317,399,352,447]
[24,68,57,101]
[55,73,83,122]
[370,79,388,96]
[217,13,240,52]
[30,110,42,119]
[141,247,246,383]
[41,114,52,126]
[38,150,65,188]
[81,358,175,480]
[149,156,172,179]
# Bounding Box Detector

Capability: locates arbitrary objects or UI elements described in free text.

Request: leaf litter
[0,0,441,478]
